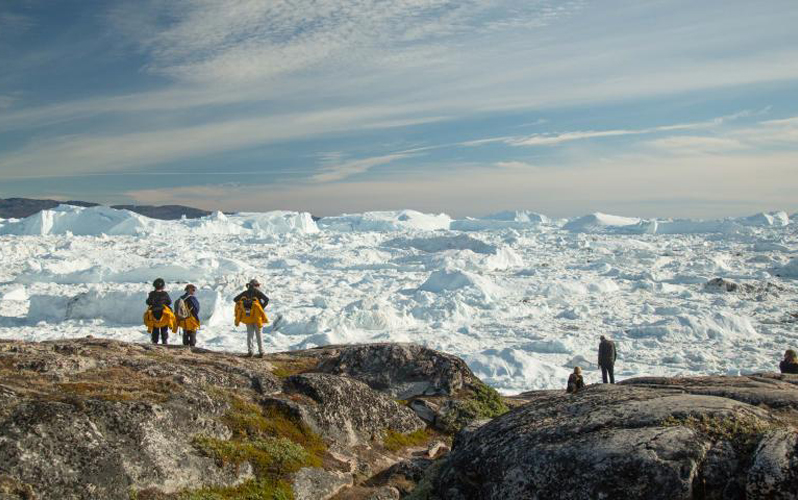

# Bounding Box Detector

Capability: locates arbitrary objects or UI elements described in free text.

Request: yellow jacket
[143,306,178,333]
[235,300,268,329]
[178,315,201,331]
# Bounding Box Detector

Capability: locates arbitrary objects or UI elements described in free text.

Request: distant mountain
[0,198,211,220]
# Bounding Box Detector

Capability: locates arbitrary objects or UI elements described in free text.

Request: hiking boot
[256,353,264,358]
[245,352,253,358]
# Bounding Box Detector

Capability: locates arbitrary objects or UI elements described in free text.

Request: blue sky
[1,0,797,217]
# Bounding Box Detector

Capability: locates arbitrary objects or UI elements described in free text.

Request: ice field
[1,204,797,394]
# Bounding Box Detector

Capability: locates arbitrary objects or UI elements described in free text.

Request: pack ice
[1,205,796,394]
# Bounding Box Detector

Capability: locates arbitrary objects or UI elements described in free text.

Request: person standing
[780,349,798,374]
[145,278,173,345]
[176,284,201,347]
[598,335,617,384]
[234,279,269,357]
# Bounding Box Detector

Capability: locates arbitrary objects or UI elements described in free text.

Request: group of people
[567,335,617,393]
[143,277,270,357]
[567,337,798,393]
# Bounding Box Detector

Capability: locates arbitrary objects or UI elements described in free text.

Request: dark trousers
[601,364,615,384]
[151,327,169,345]
[182,330,196,347]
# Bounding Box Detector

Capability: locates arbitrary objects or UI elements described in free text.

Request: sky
[0,0,797,218]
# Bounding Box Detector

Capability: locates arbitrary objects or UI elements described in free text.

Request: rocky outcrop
[282,373,424,446]
[5,338,797,500]
[432,375,798,500]
[0,338,459,500]
[313,343,478,399]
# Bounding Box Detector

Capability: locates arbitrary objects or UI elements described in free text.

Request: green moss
[179,478,292,500]
[383,428,431,452]
[179,392,326,500]
[193,436,310,476]
[662,413,779,455]
[437,381,509,434]
[470,380,509,418]
[269,358,319,379]
[219,397,325,463]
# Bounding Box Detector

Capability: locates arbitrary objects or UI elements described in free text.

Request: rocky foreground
[1,338,797,500]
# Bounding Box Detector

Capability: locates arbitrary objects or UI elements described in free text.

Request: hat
[153,278,165,289]
[248,279,261,287]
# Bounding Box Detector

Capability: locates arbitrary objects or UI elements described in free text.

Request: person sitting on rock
[144,278,174,345]
[779,349,798,374]
[233,279,269,357]
[176,284,200,347]
[598,335,617,384]
[566,366,585,393]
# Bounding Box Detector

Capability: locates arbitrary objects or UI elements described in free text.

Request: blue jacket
[180,294,200,320]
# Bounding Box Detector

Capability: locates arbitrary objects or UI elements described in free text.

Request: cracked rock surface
[433,376,798,500]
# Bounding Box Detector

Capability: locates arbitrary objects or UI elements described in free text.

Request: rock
[425,441,450,459]
[621,374,798,408]
[433,377,798,499]
[292,467,353,500]
[366,485,401,499]
[410,399,440,424]
[314,343,477,398]
[746,429,798,498]
[283,373,425,446]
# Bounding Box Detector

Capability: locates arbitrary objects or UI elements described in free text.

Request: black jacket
[146,290,172,309]
[233,288,269,308]
[780,360,798,374]
[598,339,617,367]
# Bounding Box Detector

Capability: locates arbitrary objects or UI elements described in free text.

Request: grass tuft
[437,381,509,435]
[177,391,327,499]
[269,357,319,379]
[383,428,431,452]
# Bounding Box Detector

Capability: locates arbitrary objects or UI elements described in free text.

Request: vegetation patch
[269,357,319,379]
[56,367,181,403]
[662,413,780,455]
[178,392,327,500]
[437,381,509,434]
[383,428,432,452]
[193,435,310,476]
[178,478,293,500]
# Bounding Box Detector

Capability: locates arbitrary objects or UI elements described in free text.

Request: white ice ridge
[1,205,797,394]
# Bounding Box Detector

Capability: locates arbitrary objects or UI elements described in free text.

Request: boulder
[314,343,477,398]
[292,467,353,500]
[283,373,425,446]
[433,377,798,500]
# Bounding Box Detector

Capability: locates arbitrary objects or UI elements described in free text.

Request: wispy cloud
[506,112,758,147]
[647,136,745,154]
[310,152,414,183]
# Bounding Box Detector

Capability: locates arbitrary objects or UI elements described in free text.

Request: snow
[563,212,642,233]
[1,205,798,394]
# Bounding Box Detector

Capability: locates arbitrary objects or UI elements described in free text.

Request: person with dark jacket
[567,366,585,393]
[598,335,617,384]
[177,284,201,347]
[146,278,172,345]
[780,349,798,374]
[233,279,270,357]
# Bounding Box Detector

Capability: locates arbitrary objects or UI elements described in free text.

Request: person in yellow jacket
[144,278,176,344]
[234,279,269,357]
[176,284,201,347]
